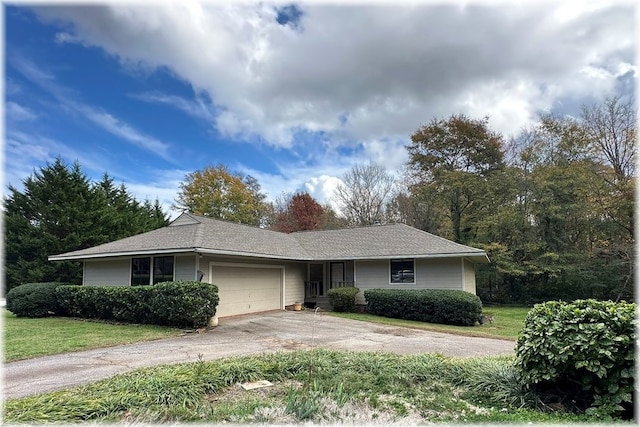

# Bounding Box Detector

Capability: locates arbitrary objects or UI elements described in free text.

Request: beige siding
[175,255,196,281]
[84,259,130,286]
[354,258,464,304]
[463,259,476,294]
[284,261,305,304]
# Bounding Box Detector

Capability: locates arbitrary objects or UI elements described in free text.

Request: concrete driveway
[3,310,514,400]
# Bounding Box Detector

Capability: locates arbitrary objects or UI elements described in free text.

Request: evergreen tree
[4,158,169,292]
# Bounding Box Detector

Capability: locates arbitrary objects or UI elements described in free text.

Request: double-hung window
[390,259,415,284]
[131,256,174,285]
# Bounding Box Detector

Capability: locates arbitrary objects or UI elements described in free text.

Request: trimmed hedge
[515,299,636,419]
[364,289,482,326]
[327,287,360,312]
[6,282,77,317]
[55,281,219,328]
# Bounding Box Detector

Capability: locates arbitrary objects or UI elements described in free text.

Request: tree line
[4,96,634,302]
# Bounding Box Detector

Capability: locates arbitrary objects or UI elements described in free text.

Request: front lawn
[3,309,181,362]
[329,306,529,340]
[3,349,602,424]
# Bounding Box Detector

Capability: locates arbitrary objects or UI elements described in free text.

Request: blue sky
[3,2,636,218]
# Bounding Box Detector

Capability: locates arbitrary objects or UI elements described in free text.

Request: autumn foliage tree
[174,165,267,226]
[272,192,326,233]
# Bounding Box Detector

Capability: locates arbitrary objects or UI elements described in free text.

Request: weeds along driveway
[3,310,514,400]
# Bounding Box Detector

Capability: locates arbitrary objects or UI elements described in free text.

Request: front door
[330,262,345,289]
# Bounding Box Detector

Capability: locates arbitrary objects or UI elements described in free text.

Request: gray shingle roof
[291,223,486,260]
[49,213,488,263]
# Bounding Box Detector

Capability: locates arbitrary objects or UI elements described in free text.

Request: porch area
[303,260,355,310]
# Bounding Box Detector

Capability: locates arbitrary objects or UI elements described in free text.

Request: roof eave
[310,252,490,262]
[194,248,313,261]
[49,248,196,261]
[49,247,313,262]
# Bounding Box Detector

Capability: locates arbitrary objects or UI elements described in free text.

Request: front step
[304,300,332,311]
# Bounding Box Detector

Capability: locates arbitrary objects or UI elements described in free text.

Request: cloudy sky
[3,1,636,217]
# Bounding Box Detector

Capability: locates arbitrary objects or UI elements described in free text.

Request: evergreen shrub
[327,287,360,312]
[55,281,219,328]
[364,288,482,326]
[515,299,636,419]
[6,282,77,317]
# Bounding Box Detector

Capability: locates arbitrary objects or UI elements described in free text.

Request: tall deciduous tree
[174,165,267,226]
[4,158,168,292]
[408,114,505,243]
[272,192,326,233]
[334,162,396,226]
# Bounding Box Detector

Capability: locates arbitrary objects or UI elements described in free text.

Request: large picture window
[390,259,415,284]
[131,256,174,285]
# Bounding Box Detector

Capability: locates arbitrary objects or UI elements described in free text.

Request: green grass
[3,309,181,362]
[3,349,610,424]
[329,306,530,340]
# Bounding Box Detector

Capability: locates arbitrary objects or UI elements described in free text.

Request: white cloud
[130,91,215,123]
[77,105,172,161]
[32,2,635,147]
[302,175,343,211]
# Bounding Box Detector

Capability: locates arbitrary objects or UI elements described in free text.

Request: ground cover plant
[3,349,603,424]
[3,309,181,362]
[330,305,528,340]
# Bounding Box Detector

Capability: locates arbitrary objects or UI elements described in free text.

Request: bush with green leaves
[515,299,636,419]
[364,289,482,326]
[55,281,219,328]
[327,287,360,312]
[6,282,78,317]
[149,281,219,327]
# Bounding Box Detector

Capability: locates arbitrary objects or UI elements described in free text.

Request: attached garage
[210,263,283,318]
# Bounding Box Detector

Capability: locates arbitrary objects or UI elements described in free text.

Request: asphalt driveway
[3,310,514,400]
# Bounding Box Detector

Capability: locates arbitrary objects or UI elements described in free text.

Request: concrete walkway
[3,311,514,400]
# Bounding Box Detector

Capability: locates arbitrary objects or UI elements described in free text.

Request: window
[390,259,415,283]
[131,256,174,285]
[153,256,174,284]
[131,257,151,286]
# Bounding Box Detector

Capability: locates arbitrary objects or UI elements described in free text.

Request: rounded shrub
[327,287,360,312]
[6,282,77,317]
[514,299,636,419]
[150,281,220,327]
[364,289,482,326]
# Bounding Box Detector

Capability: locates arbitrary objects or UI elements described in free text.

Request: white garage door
[211,265,282,317]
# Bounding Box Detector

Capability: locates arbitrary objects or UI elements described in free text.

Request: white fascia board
[316,252,489,263]
[48,248,195,261]
[194,248,313,261]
